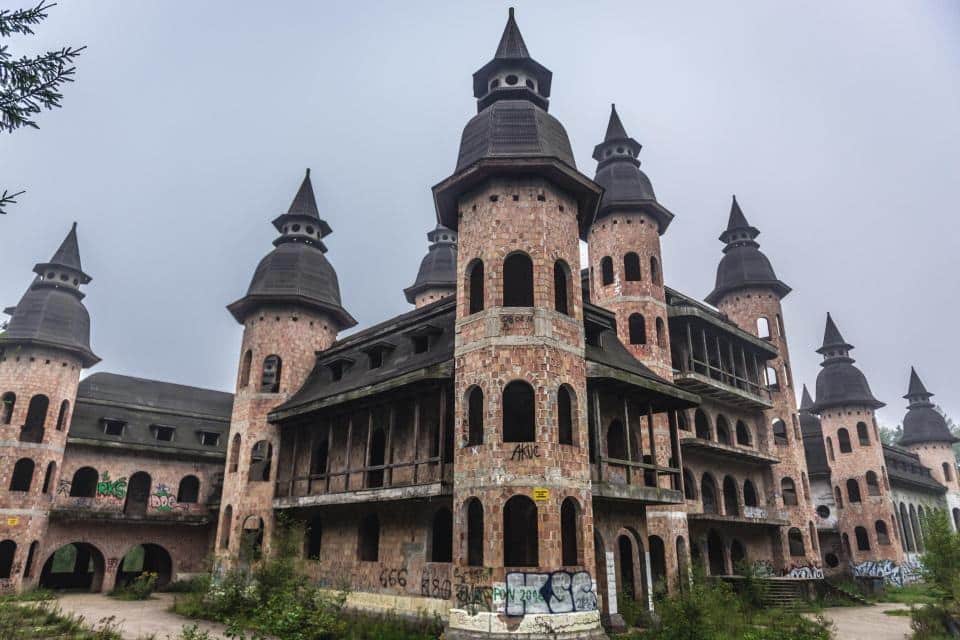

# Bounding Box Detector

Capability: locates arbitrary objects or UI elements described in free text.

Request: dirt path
[53,592,229,640]
[816,602,912,640]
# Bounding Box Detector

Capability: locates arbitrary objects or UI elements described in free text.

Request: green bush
[110,571,158,600]
[909,509,960,638]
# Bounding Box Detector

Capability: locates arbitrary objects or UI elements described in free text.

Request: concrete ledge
[274,481,449,508]
[448,609,606,639]
[321,589,449,620]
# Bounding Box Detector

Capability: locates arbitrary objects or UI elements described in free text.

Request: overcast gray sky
[3,1,959,428]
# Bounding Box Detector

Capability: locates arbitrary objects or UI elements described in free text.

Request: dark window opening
[865,471,880,496]
[503,253,534,307]
[835,486,844,509]
[554,261,570,315]
[70,467,97,497]
[788,528,805,556]
[628,313,646,345]
[723,476,739,516]
[412,335,429,354]
[9,458,34,492]
[42,462,55,494]
[467,499,484,567]
[618,535,636,597]
[655,317,665,347]
[366,428,386,488]
[239,350,252,387]
[430,508,453,562]
[55,400,69,431]
[561,498,579,566]
[743,480,758,507]
[358,514,380,562]
[846,478,861,503]
[21,394,49,443]
[23,541,37,578]
[502,381,535,443]
[772,419,788,445]
[503,495,538,567]
[311,439,329,476]
[199,431,220,447]
[855,526,870,551]
[649,256,661,285]
[152,425,175,442]
[607,419,626,460]
[716,416,731,444]
[1,392,14,424]
[683,469,696,500]
[600,257,614,285]
[701,475,719,514]
[782,477,798,506]
[468,260,484,314]
[305,516,322,559]
[261,355,282,393]
[624,253,642,281]
[177,475,200,503]
[558,386,574,446]
[229,434,241,473]
[735,420,751,446]
[838,428,852,453]
[817,505,831,519]
[102,419,125,437]
[0,540,16,579]
[124,471,151,517]
[695,410,711,440]
[221,506,233,549]
[876,520,890,545]
[857,422,870,446]
[249,440,273,482]
[241,516,264,562]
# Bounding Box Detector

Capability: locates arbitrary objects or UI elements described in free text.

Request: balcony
[673,370,772,410]
[680,437,780,466]
[688,506,789,528]
[591,456,684,505]
[49,507,212,526]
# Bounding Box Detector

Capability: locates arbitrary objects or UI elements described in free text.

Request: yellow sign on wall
[532,488,550,502]
[6,517,18,526]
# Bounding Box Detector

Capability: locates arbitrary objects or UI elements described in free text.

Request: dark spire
[494,7,529,59]
[50,222,83,272]
[271,168,332,250]
[604,104,629,141]
[705,197,790,304]
[818,312,852,354]
[904,367,934,406]
[471,8,552,111]
[800,385,815,412]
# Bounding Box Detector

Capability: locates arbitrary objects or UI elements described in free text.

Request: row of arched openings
[466,254,574,316]
[228,435,274,481]
[826,423,873,460]
[897,502,930,553]
[627,314,666,347]
[686,471,763,514]
[64,467,200,512]
[686,409,753,447]
[465,383,576,446]
[0,393,71,442]
[238,352,283,393]
[833,473,881,508]
[599,254,661,287]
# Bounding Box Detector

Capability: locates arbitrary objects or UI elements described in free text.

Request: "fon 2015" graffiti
[498,571,597,616]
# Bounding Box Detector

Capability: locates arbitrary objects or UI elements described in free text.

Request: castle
[0,9,956,638]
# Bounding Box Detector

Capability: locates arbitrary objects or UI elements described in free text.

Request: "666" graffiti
[379,567,407,589]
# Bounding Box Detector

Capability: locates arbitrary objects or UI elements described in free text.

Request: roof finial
[305,168,310,178]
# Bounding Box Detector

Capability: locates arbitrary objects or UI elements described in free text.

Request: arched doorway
[39,543,105,592]
[116,544,172,588]
[649,535,667,595]
[124,472,151,517]
[617,534,636,600]
[707,530,725,576]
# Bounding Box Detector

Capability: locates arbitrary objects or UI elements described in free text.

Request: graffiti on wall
[496,571,597,616]
[453,566,494,611]
[752,560,775,577]
[510,443,541,461]
[150,484,183,512]
[852,559,922,587]
[783,564,824,579]
[96,472,127,500]
[419,566,451,599]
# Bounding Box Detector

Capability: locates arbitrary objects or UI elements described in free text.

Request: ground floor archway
[115,543,173,589]
[39,542,105,592]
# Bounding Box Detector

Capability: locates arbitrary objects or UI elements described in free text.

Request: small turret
[811,313,883,412]
[899,368,957,446]
[404,225,457,307]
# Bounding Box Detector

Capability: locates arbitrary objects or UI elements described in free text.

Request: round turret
[404,225,457,306]
[811,313,883,412]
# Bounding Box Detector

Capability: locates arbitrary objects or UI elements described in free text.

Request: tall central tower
[433,9,604,638]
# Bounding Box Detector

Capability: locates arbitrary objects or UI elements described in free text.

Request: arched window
[124,471,151,517]
[683,468,696,500]
[503,495,538,566]
[628,314,646,345]
[865,471,880,496]
[261,355,282,393]
[1,392,14,424]
[553,260,570,315]
[837,428,852,453]
[695,410,711,440]
[834,486,844,508]
[467,386,484,446]
[561,497,580,566]
[468,260,484,314]
[756,317,771,339]
[655,317,666,347]
[701,474,719,514]
[743,480,758,507]
[781,477,798,506]
[9,458,34,492]
[177,475,200,503]
[649,535,667,589]
[430,508,453,562]
[241,515,264,560]
[788,528,805,556]
[600,257,614,285]
[943,463,954,483]
[900,503,915,552]
[239,350,252,388]
[55,400,70,431]
[910,505,923,552]
[730,538,746,569]
[735,420,751,446]
[623,253,642,281]
[875,520,890,545]
[229,434,241,473]
[772,419,788,445]
[856,422,870,446]
[723,476,739,516]
[69,467,98,497]
[716,415,731,444]
[765,367,779,391]
[0,540,15,579]
[249,440,273,482]
[502,381,535,443]
[557,385,575,446]
[607,419,627,460]
[358,514,380,561]
[21,394,49,443]
[846,478,862,503]
[503,252,534,307]
[826,437,835,461]
[42,461,56,494]
[466,498,484,567]
[305,515,322,559]
[220,505,233,549]
[854,526,870,551]
[649,256,661,285]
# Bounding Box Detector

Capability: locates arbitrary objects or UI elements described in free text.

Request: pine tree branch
[0,2,55,38]
[0,189,25,214]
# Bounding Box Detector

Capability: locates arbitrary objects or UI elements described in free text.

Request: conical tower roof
[494,7,529,59]
[705,196,790,304]
[33,222,91,284]
[899,368,957,446]
[272,169,332,242]
[811,313,883,411]
[404,225,458,304]
[590,104,674,232]
[800,385,815,412]
[471,7,552,110]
